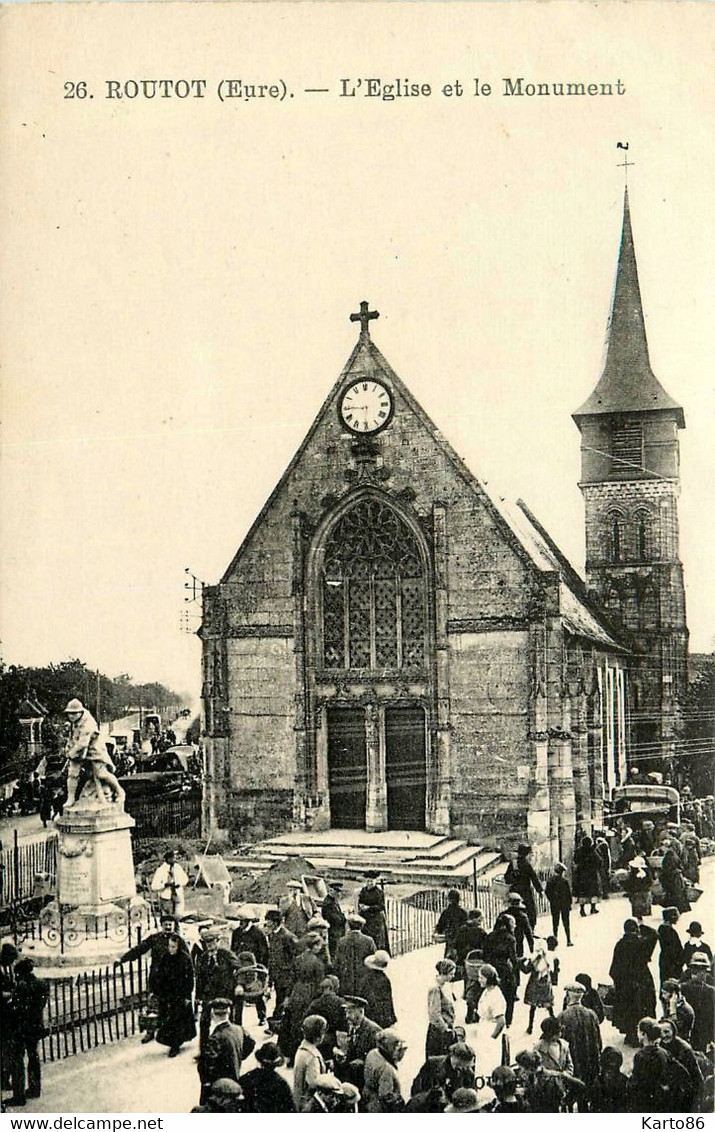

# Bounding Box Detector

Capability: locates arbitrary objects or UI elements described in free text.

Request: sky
[1,2,713,703]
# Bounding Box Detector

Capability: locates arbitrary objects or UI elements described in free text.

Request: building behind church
[199,190,687,865]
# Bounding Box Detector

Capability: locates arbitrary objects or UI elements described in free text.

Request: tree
[0,660,187,773]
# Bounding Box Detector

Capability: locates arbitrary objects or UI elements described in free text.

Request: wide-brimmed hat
[255,1043,284,1068]
[364,950,390,970]
[445,1088,480,1113]
[689,952,710,968]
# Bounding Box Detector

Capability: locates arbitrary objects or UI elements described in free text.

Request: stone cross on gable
[350,301,379,339]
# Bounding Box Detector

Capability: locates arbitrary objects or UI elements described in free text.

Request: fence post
[472,857,478,907]
[13,828,20,902]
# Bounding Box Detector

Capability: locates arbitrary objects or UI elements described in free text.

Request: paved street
[14,859,714,1113]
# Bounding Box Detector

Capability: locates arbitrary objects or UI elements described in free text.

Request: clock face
[339,380,393,434]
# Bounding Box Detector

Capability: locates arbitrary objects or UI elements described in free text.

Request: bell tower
[573,189,688,773]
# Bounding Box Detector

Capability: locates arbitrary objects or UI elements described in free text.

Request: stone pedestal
[56,804,136,908]
[24,803,152,972]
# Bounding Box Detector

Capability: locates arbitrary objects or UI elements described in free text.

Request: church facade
[200,192,686,865]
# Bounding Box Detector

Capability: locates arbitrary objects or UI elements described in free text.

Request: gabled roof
[574,189,684,428]
[220,317,625,652]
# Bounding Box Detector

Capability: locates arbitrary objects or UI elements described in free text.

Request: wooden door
[327,708,367,829]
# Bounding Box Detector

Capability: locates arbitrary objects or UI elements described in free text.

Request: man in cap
[680,951,715,1051]
[263,908,298,1028]
[197,998,245,1103]
[194,928,241,1048]
[191,1078,244,1113]
[321,880,347,959]
[239,1042,295,1113]
[63,698,125,808]
[230,906,269,970]
[115,914,189,1044]
[334,913,376,995]
[302,1072,345,1113]
[333,995,380,1091]
[558,982,602,1094]
[279,881,315,937]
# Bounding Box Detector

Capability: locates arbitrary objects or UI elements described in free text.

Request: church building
[200,190,687,865]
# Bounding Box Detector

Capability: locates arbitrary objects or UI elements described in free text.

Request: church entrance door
[385,706,426,830]
[326,708,367,829]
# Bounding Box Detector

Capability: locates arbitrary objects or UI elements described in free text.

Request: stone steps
[226,831,502,886]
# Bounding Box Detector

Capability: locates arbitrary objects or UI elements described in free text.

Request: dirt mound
[230,855,319,904]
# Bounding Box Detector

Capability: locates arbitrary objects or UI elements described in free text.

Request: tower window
[608,514,624,562]
[634,510,652,561]
[611,421,643,477]
[321,499,426,671]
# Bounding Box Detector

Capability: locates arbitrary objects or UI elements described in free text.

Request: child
[524,937,554,1035]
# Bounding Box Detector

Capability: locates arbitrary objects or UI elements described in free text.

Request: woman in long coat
[624,856,652,920]
[153,933,196,1057]
[657,907,685,985]
[504,844,543,928]
[357,874,391,954]
[361,951,397,1029]
[572,836,603,915]
[279,933,327,1063]
[609,919,657,1045]
[660,843,692,913]
[482,913,519,1026]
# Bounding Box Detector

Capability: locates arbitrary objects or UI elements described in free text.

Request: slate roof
[574,189,684,427]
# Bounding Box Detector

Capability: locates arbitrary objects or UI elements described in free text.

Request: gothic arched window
[634,509,652,562]
[607,512,624,563]
[321,499,426,671]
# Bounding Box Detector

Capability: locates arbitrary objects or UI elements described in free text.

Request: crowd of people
[82,841,714,1113]
[1,813,713,1113]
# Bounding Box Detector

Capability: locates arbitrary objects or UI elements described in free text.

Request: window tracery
[321,499,426,671]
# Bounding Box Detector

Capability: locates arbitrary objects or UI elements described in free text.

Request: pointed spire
[574,190,684,425]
